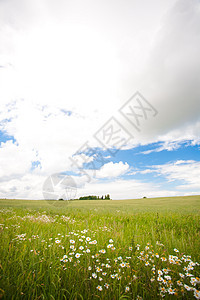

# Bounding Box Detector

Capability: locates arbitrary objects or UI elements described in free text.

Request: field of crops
[0,195,200,299]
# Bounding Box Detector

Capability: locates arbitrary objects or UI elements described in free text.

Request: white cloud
[0,140,34,179]
[96,161,129,178]
[142,160,200,190]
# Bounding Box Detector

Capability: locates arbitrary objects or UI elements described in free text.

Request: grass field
[0,195,200,299]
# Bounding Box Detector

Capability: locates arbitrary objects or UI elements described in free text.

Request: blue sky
[0,0,200,200]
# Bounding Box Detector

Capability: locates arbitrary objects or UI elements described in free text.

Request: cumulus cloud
[96,161,129,178]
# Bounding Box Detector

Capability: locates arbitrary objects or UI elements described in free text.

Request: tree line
[79,194,110,200]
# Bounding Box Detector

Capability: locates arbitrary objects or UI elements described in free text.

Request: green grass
[0,195,200,299]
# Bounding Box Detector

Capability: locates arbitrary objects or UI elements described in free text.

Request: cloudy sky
[0,0,199,200]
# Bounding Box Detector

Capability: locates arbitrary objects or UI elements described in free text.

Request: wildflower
[99,249,106,254]
[191,277,197,286]
[102,272,107,276]
[155,253,159,258]
[106,264,111,268]
[158,270,163,276]
[86,249,90,253]
[75,253,81,258]
[104,283,109,289]
[109,239,113,243]
[168,288,175,294]
[63,255,68,259]
[163,279,167,285]
[164,275,171,281]
[55,240,61,244]
[125,286,130,292]
[70,245,75,249]
[194,289,200,299]
[177,280,183,286]
[174,248,179,253]
[186,272,194,277]
[196,277,200,284]
[179,273,185,278]
[157,277,163,282]
[161,257,167,261]
[111,274,115,279]
[96,267,101,272]
[136,244,140,250]
[160,287,166,293]
[70,239,75,244]
[118,256,122,260]
[120,262,126,268]
[92,273,97,279]
[184,284,192,291]
[145,261,150,266]
[129,246,133,251]
[96,285,102,291]
[86,237,91,242]
[88,266,92,270]
[79,246,84,250]
[99,277,103,281]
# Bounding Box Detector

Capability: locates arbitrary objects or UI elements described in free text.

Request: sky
[0,0,200,200]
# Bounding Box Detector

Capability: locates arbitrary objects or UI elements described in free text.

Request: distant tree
[101,195,104,200]
[58,198,64,201]
[79,195,98,200]
[143,196,147,198]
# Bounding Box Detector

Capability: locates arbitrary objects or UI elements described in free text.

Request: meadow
[0,195,199,299]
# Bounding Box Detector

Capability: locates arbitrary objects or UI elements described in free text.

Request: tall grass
[0,196,199,299]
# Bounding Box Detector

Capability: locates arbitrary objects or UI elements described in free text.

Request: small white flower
[125,286,130,292]
[184,284,192,291]
[96,285,102,291]
[92,273,97,279]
